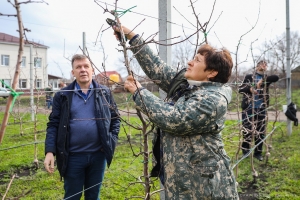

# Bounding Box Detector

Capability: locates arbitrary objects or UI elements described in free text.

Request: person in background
[45,93,52,109]
[58,82,67,89]
[44,54,120,200]
[239,60,279,161]
[113,24,239,199]
[45,85,53,109]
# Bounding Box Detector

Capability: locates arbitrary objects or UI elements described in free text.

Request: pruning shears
[106,18,127,41]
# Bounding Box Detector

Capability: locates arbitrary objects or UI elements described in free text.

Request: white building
[0,32,48,90]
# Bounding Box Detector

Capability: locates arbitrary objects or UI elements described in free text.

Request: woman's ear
[208,70,218,79]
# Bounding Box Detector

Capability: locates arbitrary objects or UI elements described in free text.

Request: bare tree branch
[0,13,17,17]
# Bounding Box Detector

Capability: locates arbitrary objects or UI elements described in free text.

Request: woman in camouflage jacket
[114,25,239,199]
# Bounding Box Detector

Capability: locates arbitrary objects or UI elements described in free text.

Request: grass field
[0,114,162,199]
[0,111,300,199]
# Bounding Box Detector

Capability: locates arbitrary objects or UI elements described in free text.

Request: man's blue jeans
[63,151,106,200]
[242,108,266,155]
[46,101,52,109]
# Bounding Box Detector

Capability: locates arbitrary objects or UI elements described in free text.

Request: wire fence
[1,75,299,199]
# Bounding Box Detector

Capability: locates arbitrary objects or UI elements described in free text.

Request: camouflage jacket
[130,37,239,200]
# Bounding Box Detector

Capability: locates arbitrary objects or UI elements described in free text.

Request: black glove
[285,102,298,126]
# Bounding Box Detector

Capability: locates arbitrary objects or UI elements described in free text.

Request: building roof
[96,71,123,83]
[292,65,300,72]
[48,74,64,79]
[0,32,48,48]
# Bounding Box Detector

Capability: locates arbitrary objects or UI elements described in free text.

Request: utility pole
[83,32,86,55]
[158,0,171,100]
[286,0,292,135]
[158,0,172,65]
[158,0,171,199]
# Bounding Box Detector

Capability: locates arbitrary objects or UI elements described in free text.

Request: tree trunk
[0,0,24,143]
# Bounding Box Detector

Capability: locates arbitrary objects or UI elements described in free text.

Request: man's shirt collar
[74,81,93,100]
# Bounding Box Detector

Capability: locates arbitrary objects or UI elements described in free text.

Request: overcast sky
[1,0,299,79]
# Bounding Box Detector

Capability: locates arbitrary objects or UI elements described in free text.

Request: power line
[95,0,196,31]
[0,17,75,31]
[0,1,196,32]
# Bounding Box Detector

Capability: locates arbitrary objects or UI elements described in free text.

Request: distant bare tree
[116,51,145,79]
[0,0,48,143]
[257,31,300,76]
[172,36,195,71]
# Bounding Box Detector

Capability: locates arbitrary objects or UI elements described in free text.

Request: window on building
[35,79,42,88]
[49,79,58,89]
[1,55,9,66]
[34,57,42,68]
[1,79,11,88]
[21,56,26,67]
[53,81,58,89]
[19,79,27,89]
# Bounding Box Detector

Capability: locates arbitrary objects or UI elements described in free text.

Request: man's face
[257,63,267,72]
[71,58,94,85]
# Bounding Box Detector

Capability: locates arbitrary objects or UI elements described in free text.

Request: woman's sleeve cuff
[133,87,145,101]
[129,34,140,45]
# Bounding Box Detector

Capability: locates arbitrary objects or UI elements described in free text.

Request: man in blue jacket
[44,54,120,200]
[239,61,279,161]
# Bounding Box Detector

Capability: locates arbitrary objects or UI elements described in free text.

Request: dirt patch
[0,166,38,185]
[238,165,269,200]
[239,180,259,200]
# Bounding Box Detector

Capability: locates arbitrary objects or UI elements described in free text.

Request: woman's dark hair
[197,44,233,83]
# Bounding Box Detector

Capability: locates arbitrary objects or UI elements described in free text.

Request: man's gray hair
[71,54,89,67]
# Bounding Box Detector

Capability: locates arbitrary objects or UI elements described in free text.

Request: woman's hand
[124,76,142,94]
[112,24,136,40]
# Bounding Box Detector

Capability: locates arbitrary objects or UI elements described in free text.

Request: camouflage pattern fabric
[130,37,239,199]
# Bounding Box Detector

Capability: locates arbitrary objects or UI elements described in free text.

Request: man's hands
[124,76,142,94]
[250,87,258,94]
[250,79,263,94]
[44,152,55,173]
[256,79,263,89]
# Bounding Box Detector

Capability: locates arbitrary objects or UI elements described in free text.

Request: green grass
[222,120,300,199]
[0,114,160,199]
[257,131,300,199]
[1,107,300,199]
